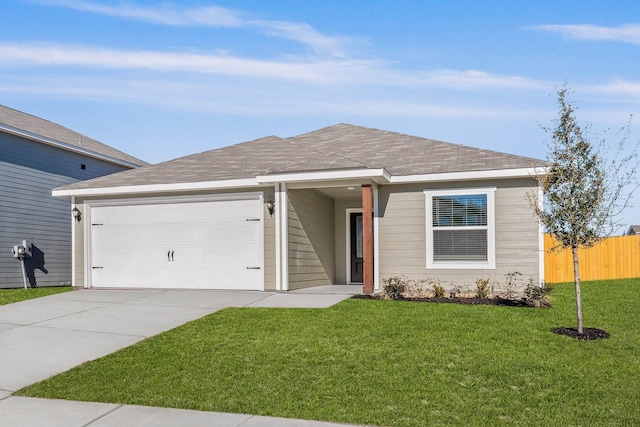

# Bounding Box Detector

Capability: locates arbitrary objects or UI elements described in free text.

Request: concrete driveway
[0,287,356,393]
[0,287,362,426]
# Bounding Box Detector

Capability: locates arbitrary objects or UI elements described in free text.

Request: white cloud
[588,80,640,97]
[39,0,350,57]
[0,73,545,120]
[254,20,351,58]
[0,42,549,92]
[416,70,548,91]
[530,24,640,45]
[0,42,368,82]
[42,0,244,26]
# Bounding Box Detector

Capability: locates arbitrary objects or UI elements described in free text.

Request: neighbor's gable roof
[54,123,546,195]
[0,105,148,168]
[627,225,640,235]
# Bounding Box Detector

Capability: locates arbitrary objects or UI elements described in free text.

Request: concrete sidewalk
[0,287,364,426]
[0,396,368,426]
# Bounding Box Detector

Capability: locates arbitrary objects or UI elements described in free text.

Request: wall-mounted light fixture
[266,196,276,217]
[72,207,82,222]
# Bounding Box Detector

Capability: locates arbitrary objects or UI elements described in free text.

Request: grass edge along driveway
[0,286,71,305]
[17,279,640,427]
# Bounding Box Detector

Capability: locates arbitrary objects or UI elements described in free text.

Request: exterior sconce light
[72,207,82,222]
[266,197,276,217]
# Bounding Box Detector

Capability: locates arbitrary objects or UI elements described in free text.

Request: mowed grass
[17,279,640,426]
[0,286,71,305]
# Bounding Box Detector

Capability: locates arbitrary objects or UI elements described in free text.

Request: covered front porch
[262,170,384,294]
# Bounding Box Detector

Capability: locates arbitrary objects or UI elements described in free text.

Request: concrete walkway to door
[0,286,364,426]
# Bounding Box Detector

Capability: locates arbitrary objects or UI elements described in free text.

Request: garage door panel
[90,197,263,290]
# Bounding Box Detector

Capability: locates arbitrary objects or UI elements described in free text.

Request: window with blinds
[424,188,496,269]
[432,195,488,261]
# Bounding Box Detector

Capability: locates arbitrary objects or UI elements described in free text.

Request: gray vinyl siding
[0,132,130,288]
[287,189,335,289]
[377,179,540,293]
[74,188,277,290]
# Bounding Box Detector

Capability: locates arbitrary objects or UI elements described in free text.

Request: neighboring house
[626,225,640,236]
[0,105,148,288]
[53,124,546,293]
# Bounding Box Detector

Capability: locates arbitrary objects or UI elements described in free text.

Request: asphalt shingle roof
[0,105,148,167]
[56,123,545,192]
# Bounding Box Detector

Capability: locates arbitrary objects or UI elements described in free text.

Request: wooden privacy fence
[544,234,640,283]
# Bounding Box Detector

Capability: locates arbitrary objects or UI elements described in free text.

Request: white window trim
[424,187,496,270]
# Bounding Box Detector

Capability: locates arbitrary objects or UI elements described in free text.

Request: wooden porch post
[362,184,374,294]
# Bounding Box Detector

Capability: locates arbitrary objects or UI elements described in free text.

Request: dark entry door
[350,212,363,283]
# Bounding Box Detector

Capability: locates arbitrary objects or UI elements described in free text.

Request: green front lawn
[0,286,71,305]
[17,279,640,426]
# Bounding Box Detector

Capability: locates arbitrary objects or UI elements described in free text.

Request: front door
[350,212,363,283]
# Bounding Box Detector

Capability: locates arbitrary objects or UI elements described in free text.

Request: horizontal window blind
[433,195,487,227]
[433,229,487,261]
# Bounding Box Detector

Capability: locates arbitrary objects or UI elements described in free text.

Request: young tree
[531,87,638,335]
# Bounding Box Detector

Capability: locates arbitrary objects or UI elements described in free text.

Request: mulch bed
[352,293,552,308]
[551,327,610,340]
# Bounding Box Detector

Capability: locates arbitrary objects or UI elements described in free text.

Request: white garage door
[89,196,263,290]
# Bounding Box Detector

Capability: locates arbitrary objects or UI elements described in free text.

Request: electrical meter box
[12,240,32,259]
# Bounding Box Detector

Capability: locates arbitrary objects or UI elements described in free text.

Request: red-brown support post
[362,184,374,294]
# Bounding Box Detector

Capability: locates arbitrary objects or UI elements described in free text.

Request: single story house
[53,124,546,293]
[0,105,148,288]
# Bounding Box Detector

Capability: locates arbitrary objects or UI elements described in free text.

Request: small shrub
[523,278,552,307]
[503,271,522,299]
[475,278,491,299]
[432,280,446,298]
[405,278,429,298]
[382,276,407,300]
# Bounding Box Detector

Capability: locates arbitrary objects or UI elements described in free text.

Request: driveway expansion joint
[82,403,123,427]
[24,323,147,339]
[240,292,276,307]
[26,302,116,327]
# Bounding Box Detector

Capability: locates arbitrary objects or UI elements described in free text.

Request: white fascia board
[390,167,546,184]
[53,178,260,198]
[0,124,142,169]
[256,168,391,184]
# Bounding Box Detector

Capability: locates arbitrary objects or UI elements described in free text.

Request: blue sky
[1,0,639,229]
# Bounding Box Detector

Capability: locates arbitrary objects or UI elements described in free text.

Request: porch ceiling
[315,186,362,200]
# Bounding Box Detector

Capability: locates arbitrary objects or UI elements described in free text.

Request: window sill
[427,261,496,270]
